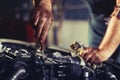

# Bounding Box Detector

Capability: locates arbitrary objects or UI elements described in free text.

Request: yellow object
[78,48,83,55]
[70,41,84,56]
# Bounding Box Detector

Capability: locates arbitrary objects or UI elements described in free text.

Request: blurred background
[0,0,89,49]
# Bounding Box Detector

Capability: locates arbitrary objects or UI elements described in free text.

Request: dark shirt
[87,0,116,17]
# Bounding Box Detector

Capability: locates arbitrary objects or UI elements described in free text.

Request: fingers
[84,53,93,62]
[40,18,51,41]
[31,11,48,49]
[87,54,101,64]
[83,53,101,64]
[80,47,101,64]
[30,9,40,28]
[30,6,53,50]
[34,16,48,50]
[39,18,52,49]
[83,48,94,62]
[81,47,92,57]
[34,16,47,40]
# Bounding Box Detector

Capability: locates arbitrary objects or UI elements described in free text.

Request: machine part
[0,39,119,80]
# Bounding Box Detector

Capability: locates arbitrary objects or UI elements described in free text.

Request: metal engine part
[0,39,119,80]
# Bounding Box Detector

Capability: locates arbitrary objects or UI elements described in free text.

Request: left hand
[81,47,111,64]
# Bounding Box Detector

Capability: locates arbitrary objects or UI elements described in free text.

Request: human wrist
[98,45,115,58]
[33,0,52,10]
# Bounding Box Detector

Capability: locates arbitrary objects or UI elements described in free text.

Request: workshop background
[0,0,89,49]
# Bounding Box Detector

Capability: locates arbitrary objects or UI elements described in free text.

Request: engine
[0,39,119,80]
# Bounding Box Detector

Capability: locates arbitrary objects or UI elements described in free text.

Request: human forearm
[81,15,120,63]
[99,9,120,56]
[99,0,120,54]
[81,0,120,63]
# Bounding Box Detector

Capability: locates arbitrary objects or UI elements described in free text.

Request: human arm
[30,0,53,50]
[81,0,120,64]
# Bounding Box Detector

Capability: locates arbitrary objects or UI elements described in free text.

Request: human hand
[30,1,53,50]
[81,47,111,64]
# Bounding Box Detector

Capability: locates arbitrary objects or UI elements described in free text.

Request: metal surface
[0,39,119,80]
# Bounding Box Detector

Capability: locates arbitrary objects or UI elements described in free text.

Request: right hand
[81,47,111,64]
[30,0,53,49]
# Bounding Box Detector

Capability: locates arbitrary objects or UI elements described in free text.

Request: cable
[10,68,26,80]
